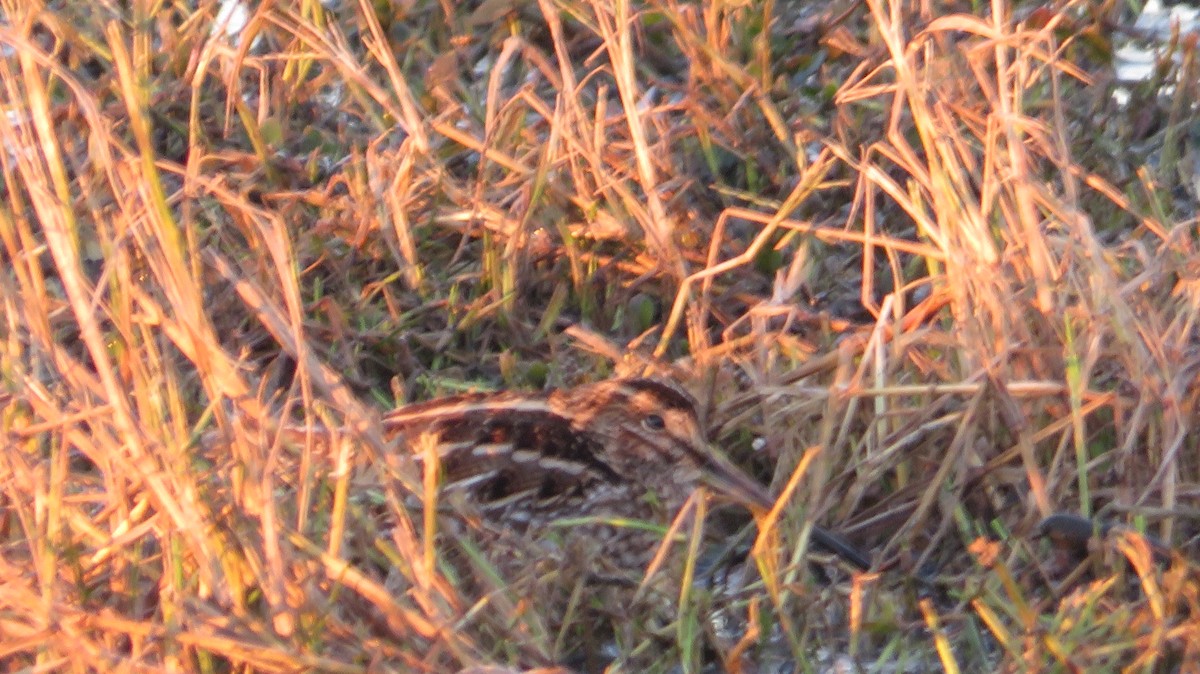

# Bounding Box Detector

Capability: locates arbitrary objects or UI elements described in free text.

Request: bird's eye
[643,414,665,430]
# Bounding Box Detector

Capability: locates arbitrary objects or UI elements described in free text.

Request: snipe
[381,378,870,575]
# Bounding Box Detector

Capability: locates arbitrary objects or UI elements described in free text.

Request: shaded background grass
[2,0,1199,671]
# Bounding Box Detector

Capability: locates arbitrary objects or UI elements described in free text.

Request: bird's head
[552,378,774,512]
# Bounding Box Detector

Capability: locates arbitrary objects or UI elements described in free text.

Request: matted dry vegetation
[1,0,1198,671]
